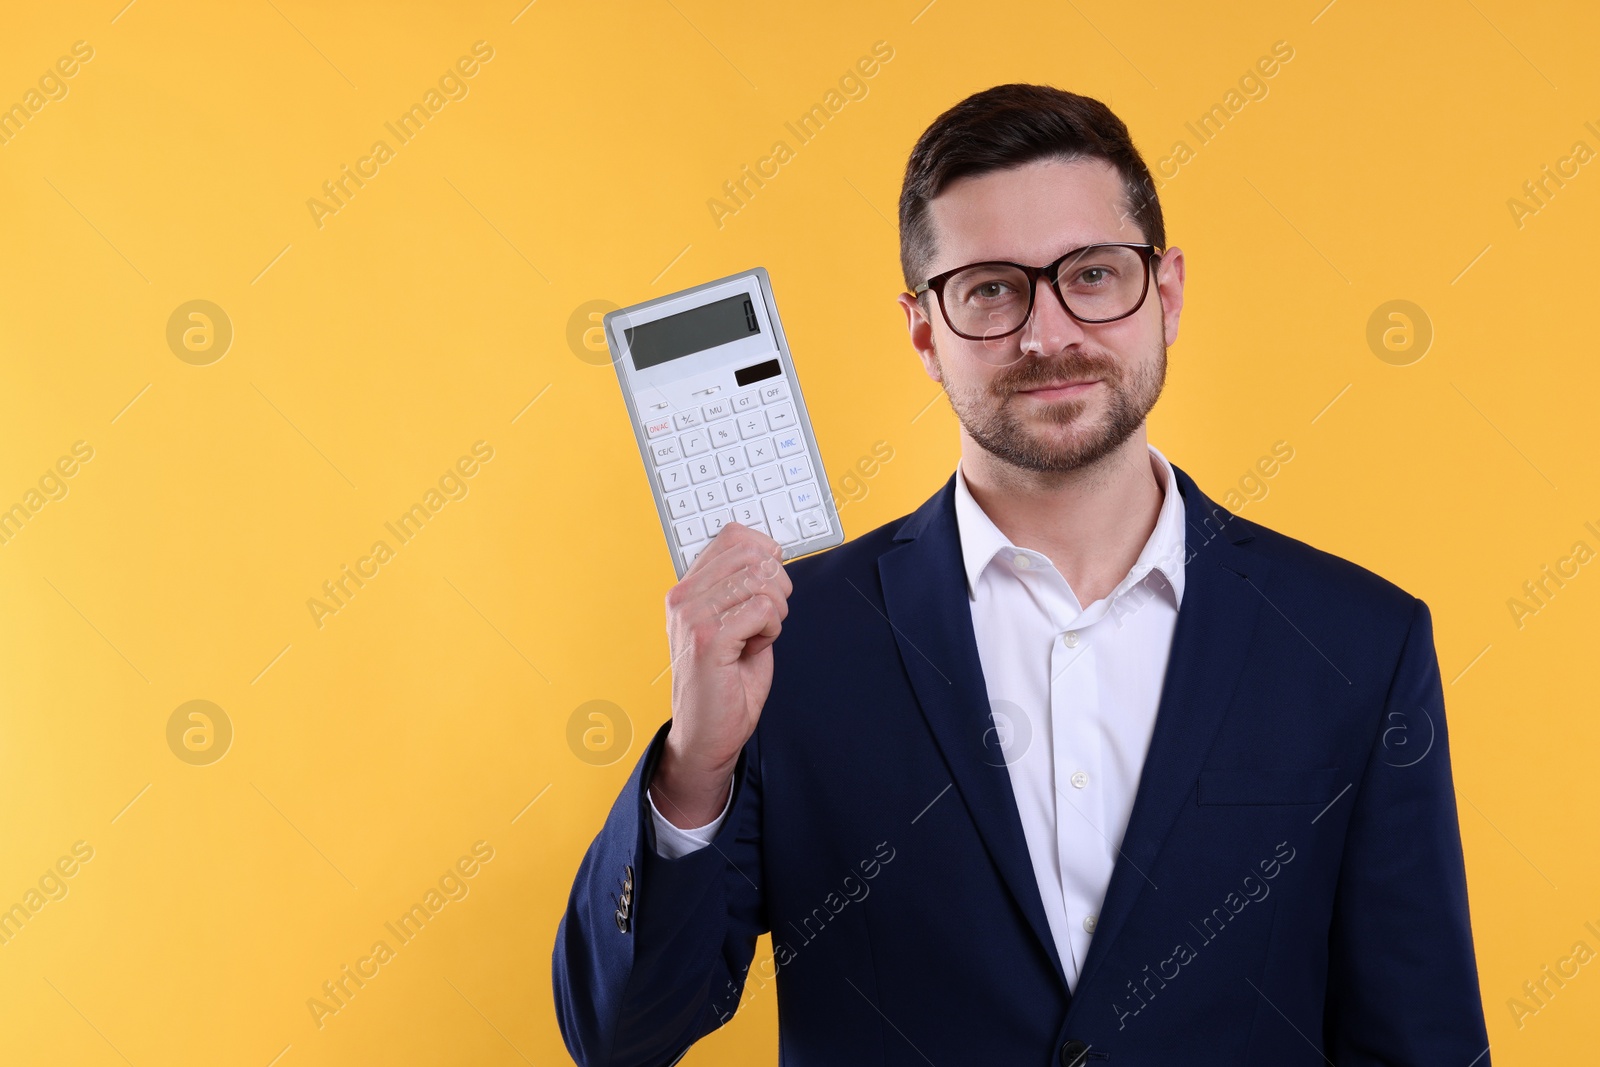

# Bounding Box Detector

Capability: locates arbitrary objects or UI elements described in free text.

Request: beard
[937,336,1167,475]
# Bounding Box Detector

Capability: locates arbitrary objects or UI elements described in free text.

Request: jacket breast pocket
[1196,766,1345,806]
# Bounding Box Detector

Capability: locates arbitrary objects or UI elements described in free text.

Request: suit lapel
[1072,461,1273,996]
[875,461,1274,1001]
[878,472,1070,989]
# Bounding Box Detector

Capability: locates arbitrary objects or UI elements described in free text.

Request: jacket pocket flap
[1197,766,1344,806]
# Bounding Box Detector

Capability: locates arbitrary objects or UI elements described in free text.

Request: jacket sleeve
[552,717,767,1067]
[1322,597,1492,1064]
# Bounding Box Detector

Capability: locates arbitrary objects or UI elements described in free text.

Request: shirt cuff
[647,774,735,860]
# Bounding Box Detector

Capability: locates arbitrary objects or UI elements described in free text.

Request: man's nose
[1020,274,1086,354]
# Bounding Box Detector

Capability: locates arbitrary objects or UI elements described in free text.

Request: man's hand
[651,523,791,829]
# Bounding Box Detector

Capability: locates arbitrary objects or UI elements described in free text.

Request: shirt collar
[953,442,1188,608]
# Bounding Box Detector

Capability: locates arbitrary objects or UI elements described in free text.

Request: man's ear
[1154,246,1185,348]
[897,291,942,384]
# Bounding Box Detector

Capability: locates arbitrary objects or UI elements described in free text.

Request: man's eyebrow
[958,239,1128,264]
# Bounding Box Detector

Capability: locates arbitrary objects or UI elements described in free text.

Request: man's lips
[1017,379,1101,399]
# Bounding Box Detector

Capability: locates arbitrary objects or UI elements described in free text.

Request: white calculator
[604,267,845,579]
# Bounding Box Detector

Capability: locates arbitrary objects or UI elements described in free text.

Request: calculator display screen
[626,294,760,371]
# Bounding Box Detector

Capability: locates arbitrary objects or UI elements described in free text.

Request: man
[554,83,1490,1065]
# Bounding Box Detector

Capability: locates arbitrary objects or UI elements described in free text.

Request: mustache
[996,353,1119,391]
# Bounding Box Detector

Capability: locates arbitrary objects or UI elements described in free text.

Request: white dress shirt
[648,443,1188,994]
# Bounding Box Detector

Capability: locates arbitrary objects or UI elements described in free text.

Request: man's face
[897,157,1185,475]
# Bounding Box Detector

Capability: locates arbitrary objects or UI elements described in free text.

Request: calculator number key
[658,464,689,492]
[674,516,707,546]
[725,473,756,501]
[666,490,696,520]
[696,483,728,510]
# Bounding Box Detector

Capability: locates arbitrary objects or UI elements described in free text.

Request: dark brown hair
[897,83,1165,293]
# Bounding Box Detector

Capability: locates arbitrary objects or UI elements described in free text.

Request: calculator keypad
[644,383,833,571]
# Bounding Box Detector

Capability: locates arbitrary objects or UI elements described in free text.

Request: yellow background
[1,0,1596,1063]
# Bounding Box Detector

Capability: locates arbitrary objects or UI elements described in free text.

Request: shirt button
[1013,554,1031,569]
[1063,631,1079,647]
[1083,914,1098,933]
[1070,770,1088,789]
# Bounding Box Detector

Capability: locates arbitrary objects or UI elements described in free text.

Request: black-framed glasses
[912,242,1163,345]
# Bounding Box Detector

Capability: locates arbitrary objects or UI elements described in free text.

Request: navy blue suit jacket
[553,461,1489,1065]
